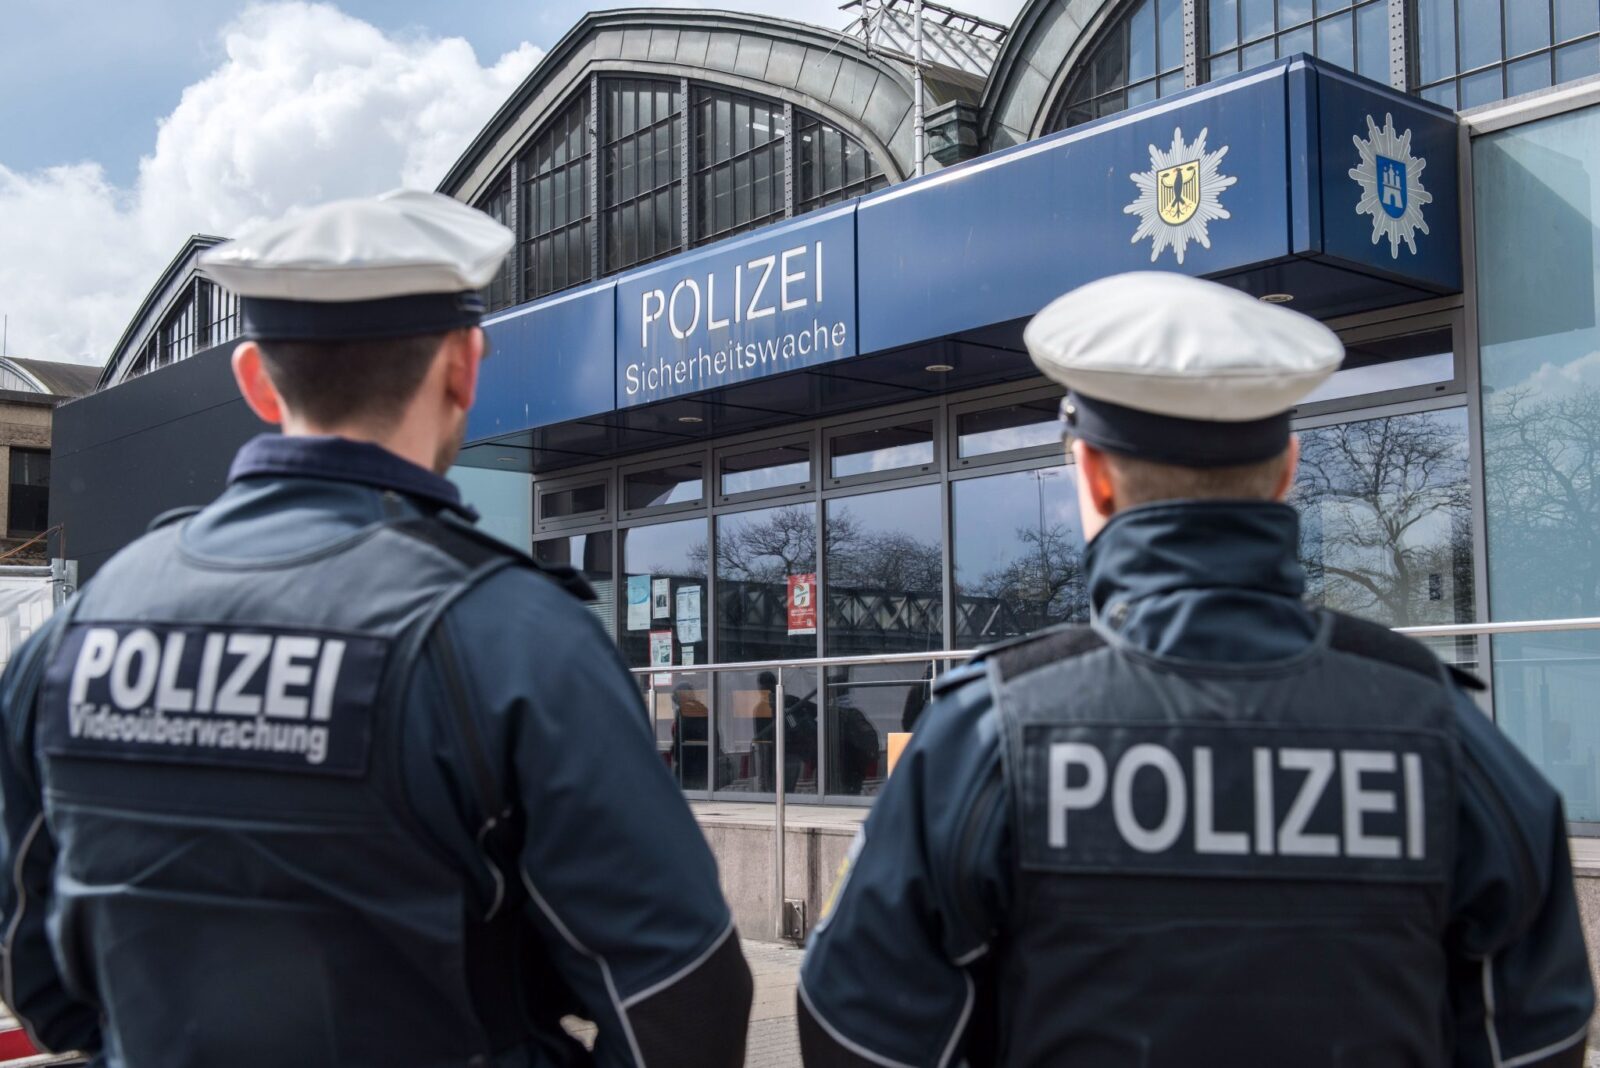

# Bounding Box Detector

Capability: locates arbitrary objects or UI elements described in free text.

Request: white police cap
[199,190,513,341]
[1023,272,1344,466]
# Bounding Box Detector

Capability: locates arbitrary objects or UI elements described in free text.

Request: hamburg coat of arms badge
[1350,112,1431,258]
[1125,126,1236,264]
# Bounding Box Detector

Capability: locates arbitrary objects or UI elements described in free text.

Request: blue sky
[0,0,1021,363]
[2,1,639,185]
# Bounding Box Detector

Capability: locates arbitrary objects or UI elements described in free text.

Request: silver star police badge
[1349,113,1431,258]
[1125,126,1237,265]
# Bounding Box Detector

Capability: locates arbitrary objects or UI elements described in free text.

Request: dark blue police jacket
[0,435,751,1067]
[799,500,1594,1068]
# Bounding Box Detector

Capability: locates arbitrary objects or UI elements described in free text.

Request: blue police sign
[613,204,857,408]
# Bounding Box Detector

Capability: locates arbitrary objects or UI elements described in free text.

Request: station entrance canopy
[461,57,1461,473]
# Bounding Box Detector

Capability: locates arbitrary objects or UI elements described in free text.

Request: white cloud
[0,2,540,365]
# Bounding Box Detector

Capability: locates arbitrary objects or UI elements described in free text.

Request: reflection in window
[716,504,817,663]
[824,662,931,797]
[694,88,785,243]
[1292,408,1474,630]
[954,466,1086,646]
[479,177,516,310]
[795,112,887,214]
[1416,0,1600,109]
[7,449,49,537]
[720,443,811,497]
[1049,0,1186,132]
[1206,0,1388,82]
[533,530,615,639]
[957,398,1062,460]
[603,79,682,272]
[715,667,817,795]
[825,484,943,656]
[822,485,940,792]
[521,95,593,301]
[657,671,710,792]
[619,518,708,670]
[1299,328,1455,407]
[1476,104,1600,820]
[539,482,605,523]
[625,461,703,511]
[830,420,935,479]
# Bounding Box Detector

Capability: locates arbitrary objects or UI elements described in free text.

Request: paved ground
[742,939,806,1068]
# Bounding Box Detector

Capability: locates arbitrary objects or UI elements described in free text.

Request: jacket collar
[1084,499,1315,660]
[227,434,478,521]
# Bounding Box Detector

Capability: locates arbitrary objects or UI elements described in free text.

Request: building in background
[71,0,1600,834]
[0,356,95,563]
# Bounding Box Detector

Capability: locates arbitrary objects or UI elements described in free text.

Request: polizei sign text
[39,622,388,776]
[615,205,857,407]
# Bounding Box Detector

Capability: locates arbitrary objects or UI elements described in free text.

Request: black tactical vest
[30,509,592,1068]
[988,612,1459,1068]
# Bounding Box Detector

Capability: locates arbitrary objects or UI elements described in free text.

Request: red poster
[787,573,817,636]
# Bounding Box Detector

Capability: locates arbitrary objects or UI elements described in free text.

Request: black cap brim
[240,292,486,342]
[1062,391,1292,467]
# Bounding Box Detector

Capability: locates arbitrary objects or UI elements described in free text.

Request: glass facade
[1476,102,1600,822]
[530,341,1490,804]
[694,88,786,243]
[1206,0,1388,81]
[602,79,683,272]
[795,112,888,214]
[478,178,516,311]
[125,277,240,381]
[459,81,884,315]
[953,466,1086,647]
[523,96,593,300]
[1293,408,1475,629]
[1050,0,1598,134]
[619,517,708,671]
[1052,0,1186,129]
[1416,0,1600,109]
[7,449,49,537]
[475,6,1600,830]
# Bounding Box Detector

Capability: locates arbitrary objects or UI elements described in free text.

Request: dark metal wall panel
[52,344,258,580]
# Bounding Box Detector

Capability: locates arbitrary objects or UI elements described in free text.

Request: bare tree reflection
[1293,411,1472,626]
[1483,385,1600,617]
[960,521,1090,640]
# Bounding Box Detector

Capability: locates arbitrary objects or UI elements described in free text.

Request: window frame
[600,77,685,274]
[619,447,710,521]
[1290,308,1468,421]
[534,470,612,534]
[824,408,944,489]
[947,384,1067,472]
[691,85,789,245]
[714,431,820,506]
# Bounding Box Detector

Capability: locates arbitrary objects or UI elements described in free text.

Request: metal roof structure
[3,357,98,398]
[841,0,1008,78]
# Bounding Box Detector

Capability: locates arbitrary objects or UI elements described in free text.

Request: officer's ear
[231,342,286,427]
[440,327,484,413]
[1270,436,1300,502]
[1071,439,1119,531]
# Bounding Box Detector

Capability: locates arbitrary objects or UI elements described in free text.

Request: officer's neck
[278,410,453,477]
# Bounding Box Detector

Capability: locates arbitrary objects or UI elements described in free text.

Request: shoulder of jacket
[1321,609,1484,690]
[933,623,1106,696]
[386,512,596,602]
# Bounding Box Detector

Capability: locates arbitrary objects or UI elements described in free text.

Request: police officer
[798,272,1594,1067]
[0,190,752,1067]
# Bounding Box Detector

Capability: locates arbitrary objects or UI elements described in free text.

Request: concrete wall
[694,803,864,943]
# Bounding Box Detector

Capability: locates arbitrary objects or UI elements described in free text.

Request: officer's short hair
[257,332,450,430]
[1104,447,1291,507]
